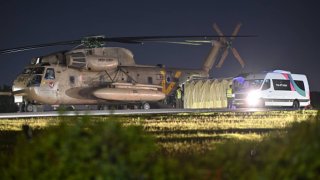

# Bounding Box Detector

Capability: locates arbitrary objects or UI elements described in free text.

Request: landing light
[246,90,261,106]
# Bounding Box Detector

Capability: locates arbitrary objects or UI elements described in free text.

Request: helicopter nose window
[45,68,55,80]
[27,75,42,87]
[32,67,45,74]
[22,67,45,74]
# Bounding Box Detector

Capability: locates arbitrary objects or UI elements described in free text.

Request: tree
[0,85,18,113]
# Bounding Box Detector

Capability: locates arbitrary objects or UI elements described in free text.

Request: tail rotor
[214,22,246,68]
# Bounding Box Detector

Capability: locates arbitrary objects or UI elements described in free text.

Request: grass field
[0,110,318,155]
[1,110,319,179]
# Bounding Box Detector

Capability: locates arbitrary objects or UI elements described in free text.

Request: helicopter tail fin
[202,40,222,73]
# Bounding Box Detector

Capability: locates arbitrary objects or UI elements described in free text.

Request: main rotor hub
[81,35,105,48]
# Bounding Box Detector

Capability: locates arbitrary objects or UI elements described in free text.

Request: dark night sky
[1,0,319,91]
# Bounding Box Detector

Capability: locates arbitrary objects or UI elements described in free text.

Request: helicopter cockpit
[23,67,45,87]
[23,67,45,74]
[22,67,55,87]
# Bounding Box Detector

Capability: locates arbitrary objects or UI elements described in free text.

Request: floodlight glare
[246,90,261,106]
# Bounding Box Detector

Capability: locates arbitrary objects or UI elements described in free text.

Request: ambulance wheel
[292,100,300,109]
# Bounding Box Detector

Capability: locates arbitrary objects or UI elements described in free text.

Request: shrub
[204,111,320,179]
[0,85,18,113]
[1,111,320,179]
[0,116,187,179]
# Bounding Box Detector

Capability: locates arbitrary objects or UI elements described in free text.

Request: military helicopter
[0,23,250,112]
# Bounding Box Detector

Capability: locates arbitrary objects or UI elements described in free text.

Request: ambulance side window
[45,68,55,80]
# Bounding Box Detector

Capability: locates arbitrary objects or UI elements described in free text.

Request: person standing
[226,84,233,109]
[175,86,183,109]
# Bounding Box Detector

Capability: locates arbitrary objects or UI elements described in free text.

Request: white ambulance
[233,70,310,108]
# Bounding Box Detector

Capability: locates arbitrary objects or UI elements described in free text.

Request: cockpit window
[45,68,55,80]
[23,67,45,74]
[33,67,45,74]
[27,75,42,87]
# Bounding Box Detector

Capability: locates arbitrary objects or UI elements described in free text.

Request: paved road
[0,108,297,119]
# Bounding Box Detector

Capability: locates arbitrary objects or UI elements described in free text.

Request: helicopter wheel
[26,103,37,112]
[98,105,109,110]
[122,105,128,110]
[142,102,150,110]
[66,106,75,111]
[18,103,26,112]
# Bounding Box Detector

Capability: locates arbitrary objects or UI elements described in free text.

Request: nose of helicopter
[13,74,30,89]
[12,73,33,104]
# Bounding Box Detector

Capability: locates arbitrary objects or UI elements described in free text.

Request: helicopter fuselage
[13,61,207,106]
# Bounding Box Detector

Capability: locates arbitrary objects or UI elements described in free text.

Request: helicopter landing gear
[65,105,75,111]
[98,105,109,110]
[25,103,37,112]
[123,105,129,110]
[141,102,150,110]
[18,103,25,112]
[133,104,139,109]
[23,101,43,112]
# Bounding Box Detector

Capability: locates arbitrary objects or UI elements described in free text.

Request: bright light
[246,90,261,106]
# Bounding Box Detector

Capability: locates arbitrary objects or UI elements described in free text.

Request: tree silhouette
[0,85,18,113]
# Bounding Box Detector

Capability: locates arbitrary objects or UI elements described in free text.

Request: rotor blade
[111,35,253,42]
[0,35,256,54]
[202,40,222,72]
[231,47,245,68]
[213,23,224,36]
[111,35,224,40]
[106,39,142,44]
[141,41,202,45]
[0,92,12,96]
[213,23,227,43]
[0,39,81,54]
[216,48,229,68]
[186,40,212,43]
[230,22,242,40]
